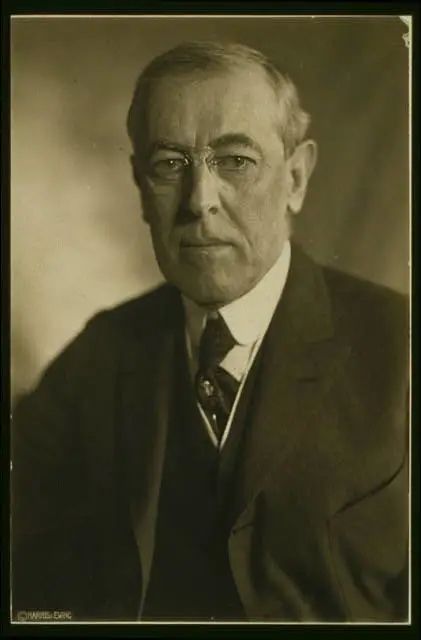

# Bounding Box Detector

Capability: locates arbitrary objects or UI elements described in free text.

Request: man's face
[133,65,314,306]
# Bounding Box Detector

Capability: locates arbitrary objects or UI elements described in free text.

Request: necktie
[195,313,240,443]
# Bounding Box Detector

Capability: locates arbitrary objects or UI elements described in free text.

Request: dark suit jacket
[12,244,409,622]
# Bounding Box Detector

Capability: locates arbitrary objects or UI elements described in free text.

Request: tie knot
[198,313,236,371]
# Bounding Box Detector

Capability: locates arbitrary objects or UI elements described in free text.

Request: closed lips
[181,239,231,247]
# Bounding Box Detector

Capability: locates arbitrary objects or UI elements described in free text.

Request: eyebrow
[148,133,263,157]
[149,140,188,155]
[209,134,262,155]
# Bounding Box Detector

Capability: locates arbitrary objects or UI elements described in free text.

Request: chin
[159,254,256,305]
[173,272,251,307]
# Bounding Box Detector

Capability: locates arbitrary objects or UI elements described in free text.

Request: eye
[212,155,256,172]
[150,157,189,178]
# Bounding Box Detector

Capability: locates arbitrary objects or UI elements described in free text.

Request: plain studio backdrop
[11,16,410,401]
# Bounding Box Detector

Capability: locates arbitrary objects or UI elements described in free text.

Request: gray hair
[127,41,311,157]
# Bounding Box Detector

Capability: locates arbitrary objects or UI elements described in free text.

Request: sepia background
[11,16,410,401]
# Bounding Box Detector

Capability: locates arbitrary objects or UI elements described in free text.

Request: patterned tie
[195,313,240,442]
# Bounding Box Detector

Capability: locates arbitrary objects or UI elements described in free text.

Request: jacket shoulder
[15,283,179,405]
[85,282,180,338]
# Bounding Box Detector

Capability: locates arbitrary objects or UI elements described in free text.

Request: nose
[184,164,219,217]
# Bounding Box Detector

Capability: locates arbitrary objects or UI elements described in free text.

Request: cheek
[225,181,289,261]
[141,180,181,227]
[224,180,284,238]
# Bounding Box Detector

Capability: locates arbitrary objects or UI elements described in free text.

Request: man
[12,41,409,623]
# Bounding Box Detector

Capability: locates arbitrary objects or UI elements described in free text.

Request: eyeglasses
[145,147,261,183]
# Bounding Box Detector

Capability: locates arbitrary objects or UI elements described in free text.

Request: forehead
[143,66,283,150]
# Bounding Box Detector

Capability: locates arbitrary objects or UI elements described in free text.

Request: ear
[286,140,318,214]
[130,154,151,224]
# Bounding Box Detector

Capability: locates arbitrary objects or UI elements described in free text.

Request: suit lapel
[117,287,184,615]
[232,245,351,528]
[113,248,351,614]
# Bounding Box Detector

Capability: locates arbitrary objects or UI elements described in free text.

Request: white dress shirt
[182,240,291,449]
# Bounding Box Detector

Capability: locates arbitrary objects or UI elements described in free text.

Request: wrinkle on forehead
[149,133,264,158]
[144,67,283,152]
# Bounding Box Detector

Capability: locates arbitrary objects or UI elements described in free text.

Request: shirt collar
[182,240,291,349]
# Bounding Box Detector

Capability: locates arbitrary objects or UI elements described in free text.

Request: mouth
[179,241,233,260]
[180,243,232,254]
[180,238,232,249]
[181,243,226,249]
